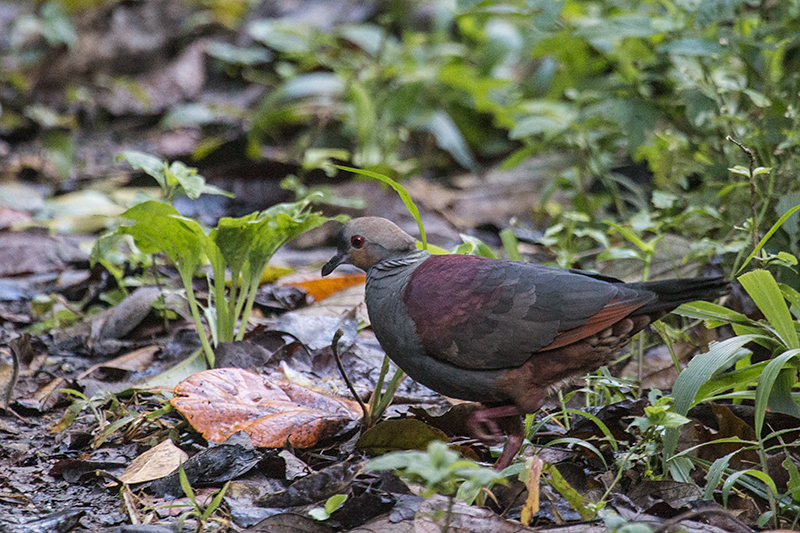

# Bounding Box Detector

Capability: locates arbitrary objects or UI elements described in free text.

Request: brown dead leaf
[171,368,362,448]
[118,439,188,485]
[286,273,366,302]
[695,404,759,469]
[77,345,159,380]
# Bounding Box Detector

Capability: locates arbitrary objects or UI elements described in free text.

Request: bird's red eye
[350,235,365,249]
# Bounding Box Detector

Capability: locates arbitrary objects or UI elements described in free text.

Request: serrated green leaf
[783,455,800,501]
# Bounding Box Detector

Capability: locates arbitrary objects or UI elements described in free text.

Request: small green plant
[55,389,137,448]
[94,155,342,367]
[118,151,233,203]
[308,494,348,521]
[367,440,505,505]
[177,463,230,533]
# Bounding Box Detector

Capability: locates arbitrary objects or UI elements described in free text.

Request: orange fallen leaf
[287,273,365,302]
[171,368,362,448]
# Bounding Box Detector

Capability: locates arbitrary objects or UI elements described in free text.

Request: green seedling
[367,440,505,505]
[177,463,230,533]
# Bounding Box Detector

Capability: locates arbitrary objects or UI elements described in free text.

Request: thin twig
[331,329,369,420]
[727,135,759,251]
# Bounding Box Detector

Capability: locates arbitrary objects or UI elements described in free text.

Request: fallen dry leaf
[171,368,362,448]
[118,439,188,485]
[520,456,543,526]
[77,345,159,380]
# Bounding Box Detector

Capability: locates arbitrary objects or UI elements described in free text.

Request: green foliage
[661,269,800,528]
[109,195,340,366]
[668,270,800,450]
[629,392,691,437]
[308,494,348,521]
[367,440,505,504]
[93,155,342,367]
[177,463,230,533]
[118,151,233,202]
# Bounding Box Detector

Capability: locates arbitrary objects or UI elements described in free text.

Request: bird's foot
[468,405,525,470]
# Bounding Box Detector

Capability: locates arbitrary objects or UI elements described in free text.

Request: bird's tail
[628,276,729,316]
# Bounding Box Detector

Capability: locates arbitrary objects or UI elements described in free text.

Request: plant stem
[183,278,215,367]
[235,278,260,342]
[330,329,369,421]
[727,136,759,252]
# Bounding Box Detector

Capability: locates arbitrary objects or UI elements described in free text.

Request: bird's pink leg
[468,405,525,470]
[495,431,523,471]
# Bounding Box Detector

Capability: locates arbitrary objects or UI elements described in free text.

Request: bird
[321,217,728,469]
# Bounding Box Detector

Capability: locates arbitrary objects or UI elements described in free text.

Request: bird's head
[321,217,417,276]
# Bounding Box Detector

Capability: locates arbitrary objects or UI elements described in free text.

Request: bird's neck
[370,249,431,274]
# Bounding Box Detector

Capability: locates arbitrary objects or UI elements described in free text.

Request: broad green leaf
[755,349,800,434]
[453,234,496,258]
[674,301,750,327]
[119,151,233,199]
[119,151,167,188]
[722,469,778,507]
[574,15,663,40]
[743,89,771,108]
[211,212,261,276]
[660,39,722,56]
[664,335,759,459]
[166,161,233,199]
[325,494,348,515]
[739,270,799,349]
[696,361,767,402]
[118,201,209,276]
[247,20,311,53]
[424,111,477,171]
[206,41,272,65]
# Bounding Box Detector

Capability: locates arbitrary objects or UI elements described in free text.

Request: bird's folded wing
[403,255,652,370]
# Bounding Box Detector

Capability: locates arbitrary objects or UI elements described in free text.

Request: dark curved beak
[321,253,346,276]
